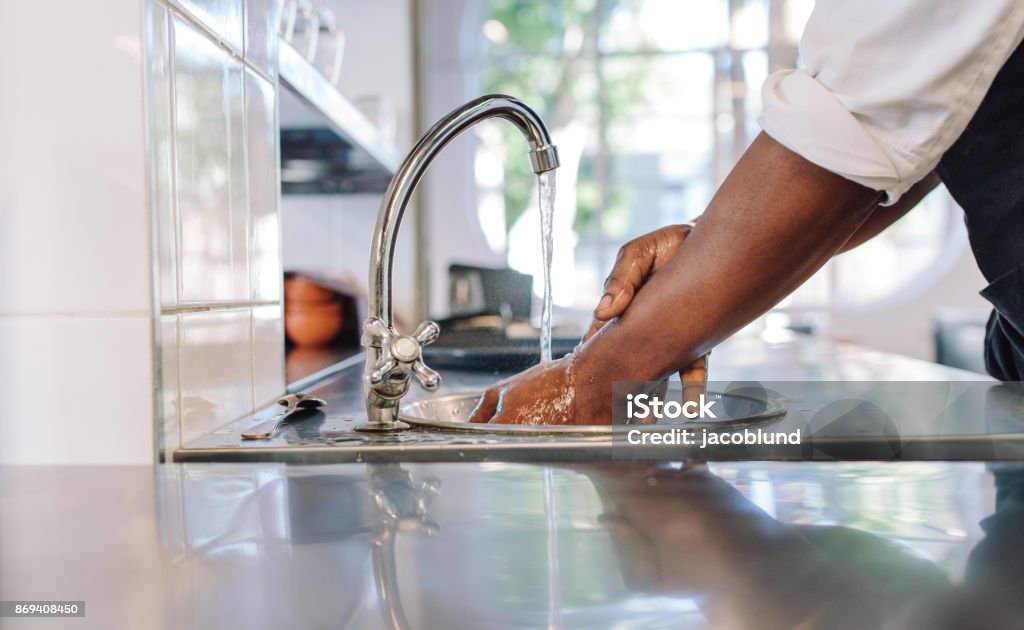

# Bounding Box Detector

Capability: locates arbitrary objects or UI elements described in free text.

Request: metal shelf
[277,40,401,194]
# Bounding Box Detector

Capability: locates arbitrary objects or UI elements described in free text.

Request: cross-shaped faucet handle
[362,318,442,393]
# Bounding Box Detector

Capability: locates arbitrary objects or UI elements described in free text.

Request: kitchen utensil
[242,394,327,439]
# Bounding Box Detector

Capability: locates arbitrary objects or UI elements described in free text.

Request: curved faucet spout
[360,95,560,430]
[370,95,559,323]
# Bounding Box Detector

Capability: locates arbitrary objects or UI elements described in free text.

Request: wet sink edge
[167,436,1024,464]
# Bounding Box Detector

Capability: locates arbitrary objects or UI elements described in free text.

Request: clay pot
[286,300,344,347]
[285,275,338,303]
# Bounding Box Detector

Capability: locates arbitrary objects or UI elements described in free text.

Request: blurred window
[473,0,966,313]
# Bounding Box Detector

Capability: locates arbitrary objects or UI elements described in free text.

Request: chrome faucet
[359,95,560,431]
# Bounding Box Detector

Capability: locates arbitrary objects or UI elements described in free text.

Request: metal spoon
[241,394,327,440]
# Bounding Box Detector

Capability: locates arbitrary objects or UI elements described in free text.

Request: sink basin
[400,388,787,435]
[422,337,578,372]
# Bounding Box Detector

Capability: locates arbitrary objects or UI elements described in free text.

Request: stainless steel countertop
[2,460,1022,629]
[175,334,1024,463]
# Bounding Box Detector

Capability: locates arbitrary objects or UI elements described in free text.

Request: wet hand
[583,224,709,401]
[584,224,692,337]
[469,223,710,426]
[467,354,583,425]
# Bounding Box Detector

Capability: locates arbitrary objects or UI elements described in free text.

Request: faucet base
[355,421,411,433]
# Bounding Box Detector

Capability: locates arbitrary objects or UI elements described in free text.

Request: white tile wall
[173,17,250,305]
[244,0,280,77]
[157,2,286,450]
[252,305,286,408]
[179,308,254,444]
[0,0,159,465]
[0,0,151,316]
[150,2,179,309]
[247,68,283,304]
[160,315,181,451]
[174,0,245,53]
[0,315,155,465]
[0,0,287,464]
[228,59,251,300]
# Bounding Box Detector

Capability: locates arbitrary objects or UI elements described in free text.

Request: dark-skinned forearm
[837,171,939,253]
[575,133,882,384]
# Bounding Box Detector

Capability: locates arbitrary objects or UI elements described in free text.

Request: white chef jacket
[758,1,1024,204]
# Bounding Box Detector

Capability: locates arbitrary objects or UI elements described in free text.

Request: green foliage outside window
[480,0,648,235]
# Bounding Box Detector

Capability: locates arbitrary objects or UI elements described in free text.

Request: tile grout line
[163,301,280,315]
[164,1,185,458]
[154,0,275,85]
[244,57,259,418]
[146,1,171,463]
[0,311,153,319]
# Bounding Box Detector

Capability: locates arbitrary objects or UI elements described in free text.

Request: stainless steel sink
[400,388,787,436]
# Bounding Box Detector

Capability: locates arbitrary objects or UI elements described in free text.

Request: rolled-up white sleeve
[758,1,1024,204]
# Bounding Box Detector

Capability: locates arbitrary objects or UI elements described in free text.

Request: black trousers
[937,40,1024,381]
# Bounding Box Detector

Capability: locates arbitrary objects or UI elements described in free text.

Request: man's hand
[469,224,709,425]
[584,224,692,340]
[467,355,577,424]
[467,133,883,426]
[584,224,709,403]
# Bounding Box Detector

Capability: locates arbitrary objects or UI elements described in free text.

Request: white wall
[152,0,287,453]
[0,0,156,464]
[826,248,990,361]
[280,0,419,322]
[418,0,506,318]
[0,0,289,464]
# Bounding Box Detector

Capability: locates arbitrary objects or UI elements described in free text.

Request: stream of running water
[537,171,556,363]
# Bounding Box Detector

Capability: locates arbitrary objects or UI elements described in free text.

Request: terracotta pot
[287,298,343,314]
[286,302,344,347]
[285,275,338,303]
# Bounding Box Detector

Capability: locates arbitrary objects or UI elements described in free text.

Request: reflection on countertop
[285,343,362,389]
[178,334,1024,463]
[2,460,1023,629]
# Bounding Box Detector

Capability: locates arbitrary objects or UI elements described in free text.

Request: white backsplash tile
[160,315,181,451]
[228,59,251,300]
[179,308,254,444]
[172,0,244,53]
[0,0,150,316]
[252,304,286,411]
[0,315,155,464]
[246,69,283,303]
[173,17,249,304]
[244,0,280,77]
[149,2,179,309]
[147,2,288,449]
[0,0,290,462]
